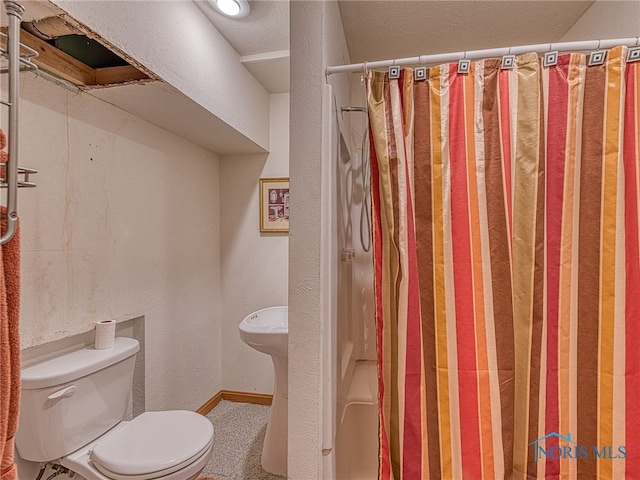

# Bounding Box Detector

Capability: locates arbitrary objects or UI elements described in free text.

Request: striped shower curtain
[367,46,640,480]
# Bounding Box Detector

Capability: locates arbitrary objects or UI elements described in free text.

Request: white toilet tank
[16,337,140,462]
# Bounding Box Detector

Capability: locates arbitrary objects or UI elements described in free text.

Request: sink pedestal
[238,306,288,477]
[261,355,287,476]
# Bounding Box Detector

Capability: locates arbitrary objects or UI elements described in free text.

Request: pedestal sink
[239,306,288,476]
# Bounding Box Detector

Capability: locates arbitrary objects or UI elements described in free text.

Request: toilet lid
[90,410,214,477]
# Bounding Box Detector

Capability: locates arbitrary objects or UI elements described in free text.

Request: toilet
[16,337,214,480]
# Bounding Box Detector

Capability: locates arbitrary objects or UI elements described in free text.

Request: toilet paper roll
[94,320,116,350]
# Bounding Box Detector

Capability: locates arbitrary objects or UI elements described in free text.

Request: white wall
[289,3,324,477]
[561,0,640,41]
[220,93,289,394]
[17,71,222,412]
[346,77,376,363]
[289,1,351,477]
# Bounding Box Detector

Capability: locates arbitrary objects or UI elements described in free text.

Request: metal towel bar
[1,0,38,244]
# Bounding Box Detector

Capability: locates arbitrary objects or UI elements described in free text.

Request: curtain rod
[325,37,640,75]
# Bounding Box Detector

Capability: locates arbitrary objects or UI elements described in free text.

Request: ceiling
[199,0,596,94]
[194,0,290,93]
[339,1,595,62]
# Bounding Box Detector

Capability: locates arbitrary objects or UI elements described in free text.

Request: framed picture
[259,177,290,233]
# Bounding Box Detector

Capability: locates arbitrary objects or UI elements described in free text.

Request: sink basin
[239,305,288,358]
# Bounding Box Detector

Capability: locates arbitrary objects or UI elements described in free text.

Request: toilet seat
[90,410,214,480]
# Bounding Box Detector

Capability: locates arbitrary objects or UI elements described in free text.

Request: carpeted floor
[198,400,287,480]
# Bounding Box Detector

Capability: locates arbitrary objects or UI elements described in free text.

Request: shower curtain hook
[415,56,427,81]
[389,58,400,79]
[589,40,606,66]
[502,46,515,69]
[544,43,558,68]
[361,60,369,85]
[458,51,471,74]
[628,38,640,63]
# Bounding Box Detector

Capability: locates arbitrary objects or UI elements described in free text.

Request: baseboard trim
[196,390,273,415]
[196,391,224,415]
[222,390,273,406]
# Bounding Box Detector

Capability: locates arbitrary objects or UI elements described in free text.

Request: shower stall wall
[323,81,378,480]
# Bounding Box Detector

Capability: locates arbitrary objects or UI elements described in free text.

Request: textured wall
[17,72,222,414]
[289,1,351,477]
[289,2,325,477]
[220,93,289,394]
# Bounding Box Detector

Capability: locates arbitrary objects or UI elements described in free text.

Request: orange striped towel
[0,127,20,480]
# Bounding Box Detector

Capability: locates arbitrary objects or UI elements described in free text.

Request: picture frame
[259,177,290,233]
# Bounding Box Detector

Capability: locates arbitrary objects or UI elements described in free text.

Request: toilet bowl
[16,337,214,480]
[59,411,214,480]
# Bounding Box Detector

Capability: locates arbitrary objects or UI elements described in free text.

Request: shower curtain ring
[636,36,639,47]
[458,51,471,74]
[389,58,400,79]
[502,46,515,69]
[589,40,606,66]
